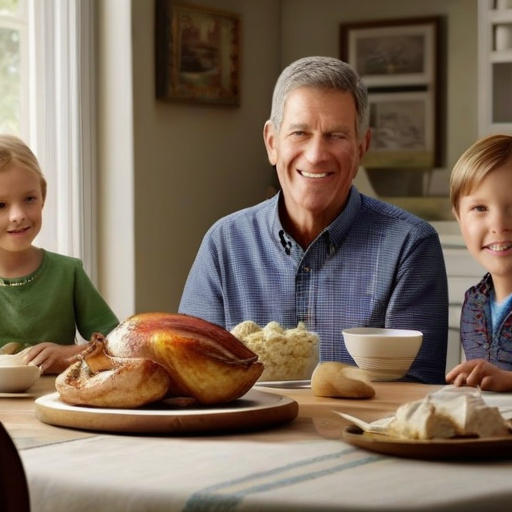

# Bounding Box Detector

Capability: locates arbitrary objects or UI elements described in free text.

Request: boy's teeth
[488,243,512,251]
[301,171,327,178]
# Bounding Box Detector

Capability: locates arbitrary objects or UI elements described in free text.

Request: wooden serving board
[35,389,298,435]
[341,425,512,460]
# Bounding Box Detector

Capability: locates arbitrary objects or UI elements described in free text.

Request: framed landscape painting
[155,1,241,106]
[340,17,440,87]
[364,91,435,168]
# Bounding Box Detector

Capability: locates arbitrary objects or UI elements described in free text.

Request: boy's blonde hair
[0,134,47,201]
[451,134,512,213]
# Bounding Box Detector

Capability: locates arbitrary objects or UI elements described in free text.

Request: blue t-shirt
[491,291,512,339]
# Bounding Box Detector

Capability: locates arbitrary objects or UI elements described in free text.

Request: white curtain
[28,0,97,281]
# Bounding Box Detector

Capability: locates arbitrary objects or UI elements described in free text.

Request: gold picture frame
[155,1,241,106]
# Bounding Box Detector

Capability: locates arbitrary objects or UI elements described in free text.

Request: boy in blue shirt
[447,134,512,391]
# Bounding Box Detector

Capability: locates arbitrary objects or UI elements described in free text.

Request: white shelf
[489,8,512,24]
[490,49,512,62]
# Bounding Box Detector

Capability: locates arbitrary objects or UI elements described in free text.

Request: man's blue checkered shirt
[179,187,449,384]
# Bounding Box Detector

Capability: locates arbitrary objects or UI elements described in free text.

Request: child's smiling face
[0,164,44,254]
[455,158,512,299]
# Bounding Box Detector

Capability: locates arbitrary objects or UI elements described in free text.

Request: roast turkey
[55,334,171,408]
[56,313,264,408]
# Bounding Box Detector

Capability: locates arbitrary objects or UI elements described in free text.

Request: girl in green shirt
[0,134,119,374]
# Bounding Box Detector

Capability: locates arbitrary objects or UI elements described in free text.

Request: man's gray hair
[269,56,369,139]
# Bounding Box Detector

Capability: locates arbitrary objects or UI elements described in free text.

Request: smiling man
[179,56,449,384]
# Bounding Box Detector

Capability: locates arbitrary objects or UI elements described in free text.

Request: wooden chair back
[0,421,30,512]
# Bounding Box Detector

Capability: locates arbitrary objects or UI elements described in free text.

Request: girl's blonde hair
[450,134,512,213]
[0,134,47,201]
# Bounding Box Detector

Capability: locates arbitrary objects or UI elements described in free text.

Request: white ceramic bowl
[342,328,423,381]
[0,365,40,393]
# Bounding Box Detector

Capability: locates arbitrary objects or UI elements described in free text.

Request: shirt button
[483,343,490,349]
[303,266,310,272]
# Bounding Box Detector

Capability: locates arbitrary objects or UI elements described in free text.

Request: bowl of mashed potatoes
[231,321,319,382]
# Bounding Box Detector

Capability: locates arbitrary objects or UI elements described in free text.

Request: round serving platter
[341,425,512,460]
[35,389,298,435]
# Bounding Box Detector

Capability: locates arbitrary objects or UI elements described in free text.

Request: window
[0,0,27,136]
[0,0,97,282]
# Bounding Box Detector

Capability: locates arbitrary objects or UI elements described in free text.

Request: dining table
[3,375,512,512]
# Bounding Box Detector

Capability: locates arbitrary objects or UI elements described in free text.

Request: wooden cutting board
[35,389,298,434]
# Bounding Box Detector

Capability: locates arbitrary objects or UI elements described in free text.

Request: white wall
[97,0,478,319]
[97,0,136,321]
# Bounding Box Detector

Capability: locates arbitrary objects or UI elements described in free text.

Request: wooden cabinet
[478,0,512,136]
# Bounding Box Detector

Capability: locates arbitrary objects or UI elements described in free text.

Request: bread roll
[311,362,375,399]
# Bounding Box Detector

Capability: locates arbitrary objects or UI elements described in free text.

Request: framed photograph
[363,91,435,169]
[155,1,241,106]
[340,17,440,87]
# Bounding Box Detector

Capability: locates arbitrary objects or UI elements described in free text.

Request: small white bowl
[342,328,423,381]
[0,365,40,393]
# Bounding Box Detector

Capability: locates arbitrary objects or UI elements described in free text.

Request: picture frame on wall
[340,17,439,87]
[365,91,435,169]
[155,1,241,106]
[340,16,443,168]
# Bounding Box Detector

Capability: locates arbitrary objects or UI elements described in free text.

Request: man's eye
[472,205,487,212]
[26,196,37,203]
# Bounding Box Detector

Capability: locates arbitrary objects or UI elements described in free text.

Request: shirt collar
[326,185,361,249]
[270,185,362,254]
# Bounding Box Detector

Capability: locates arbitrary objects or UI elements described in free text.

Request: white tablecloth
[20,433,512,512]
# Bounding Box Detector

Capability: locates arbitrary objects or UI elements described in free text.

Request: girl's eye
[0,202,5,209]
[25,196,37,203]
[472,205,487,212]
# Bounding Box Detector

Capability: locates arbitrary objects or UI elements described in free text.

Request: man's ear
[358,128,371,159]
[263,121,277,166]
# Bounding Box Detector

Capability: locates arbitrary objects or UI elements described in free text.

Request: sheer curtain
[28,0,96,281]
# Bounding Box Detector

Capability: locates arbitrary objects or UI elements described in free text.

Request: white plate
[0,392,35,398]
[255,380,311,389]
